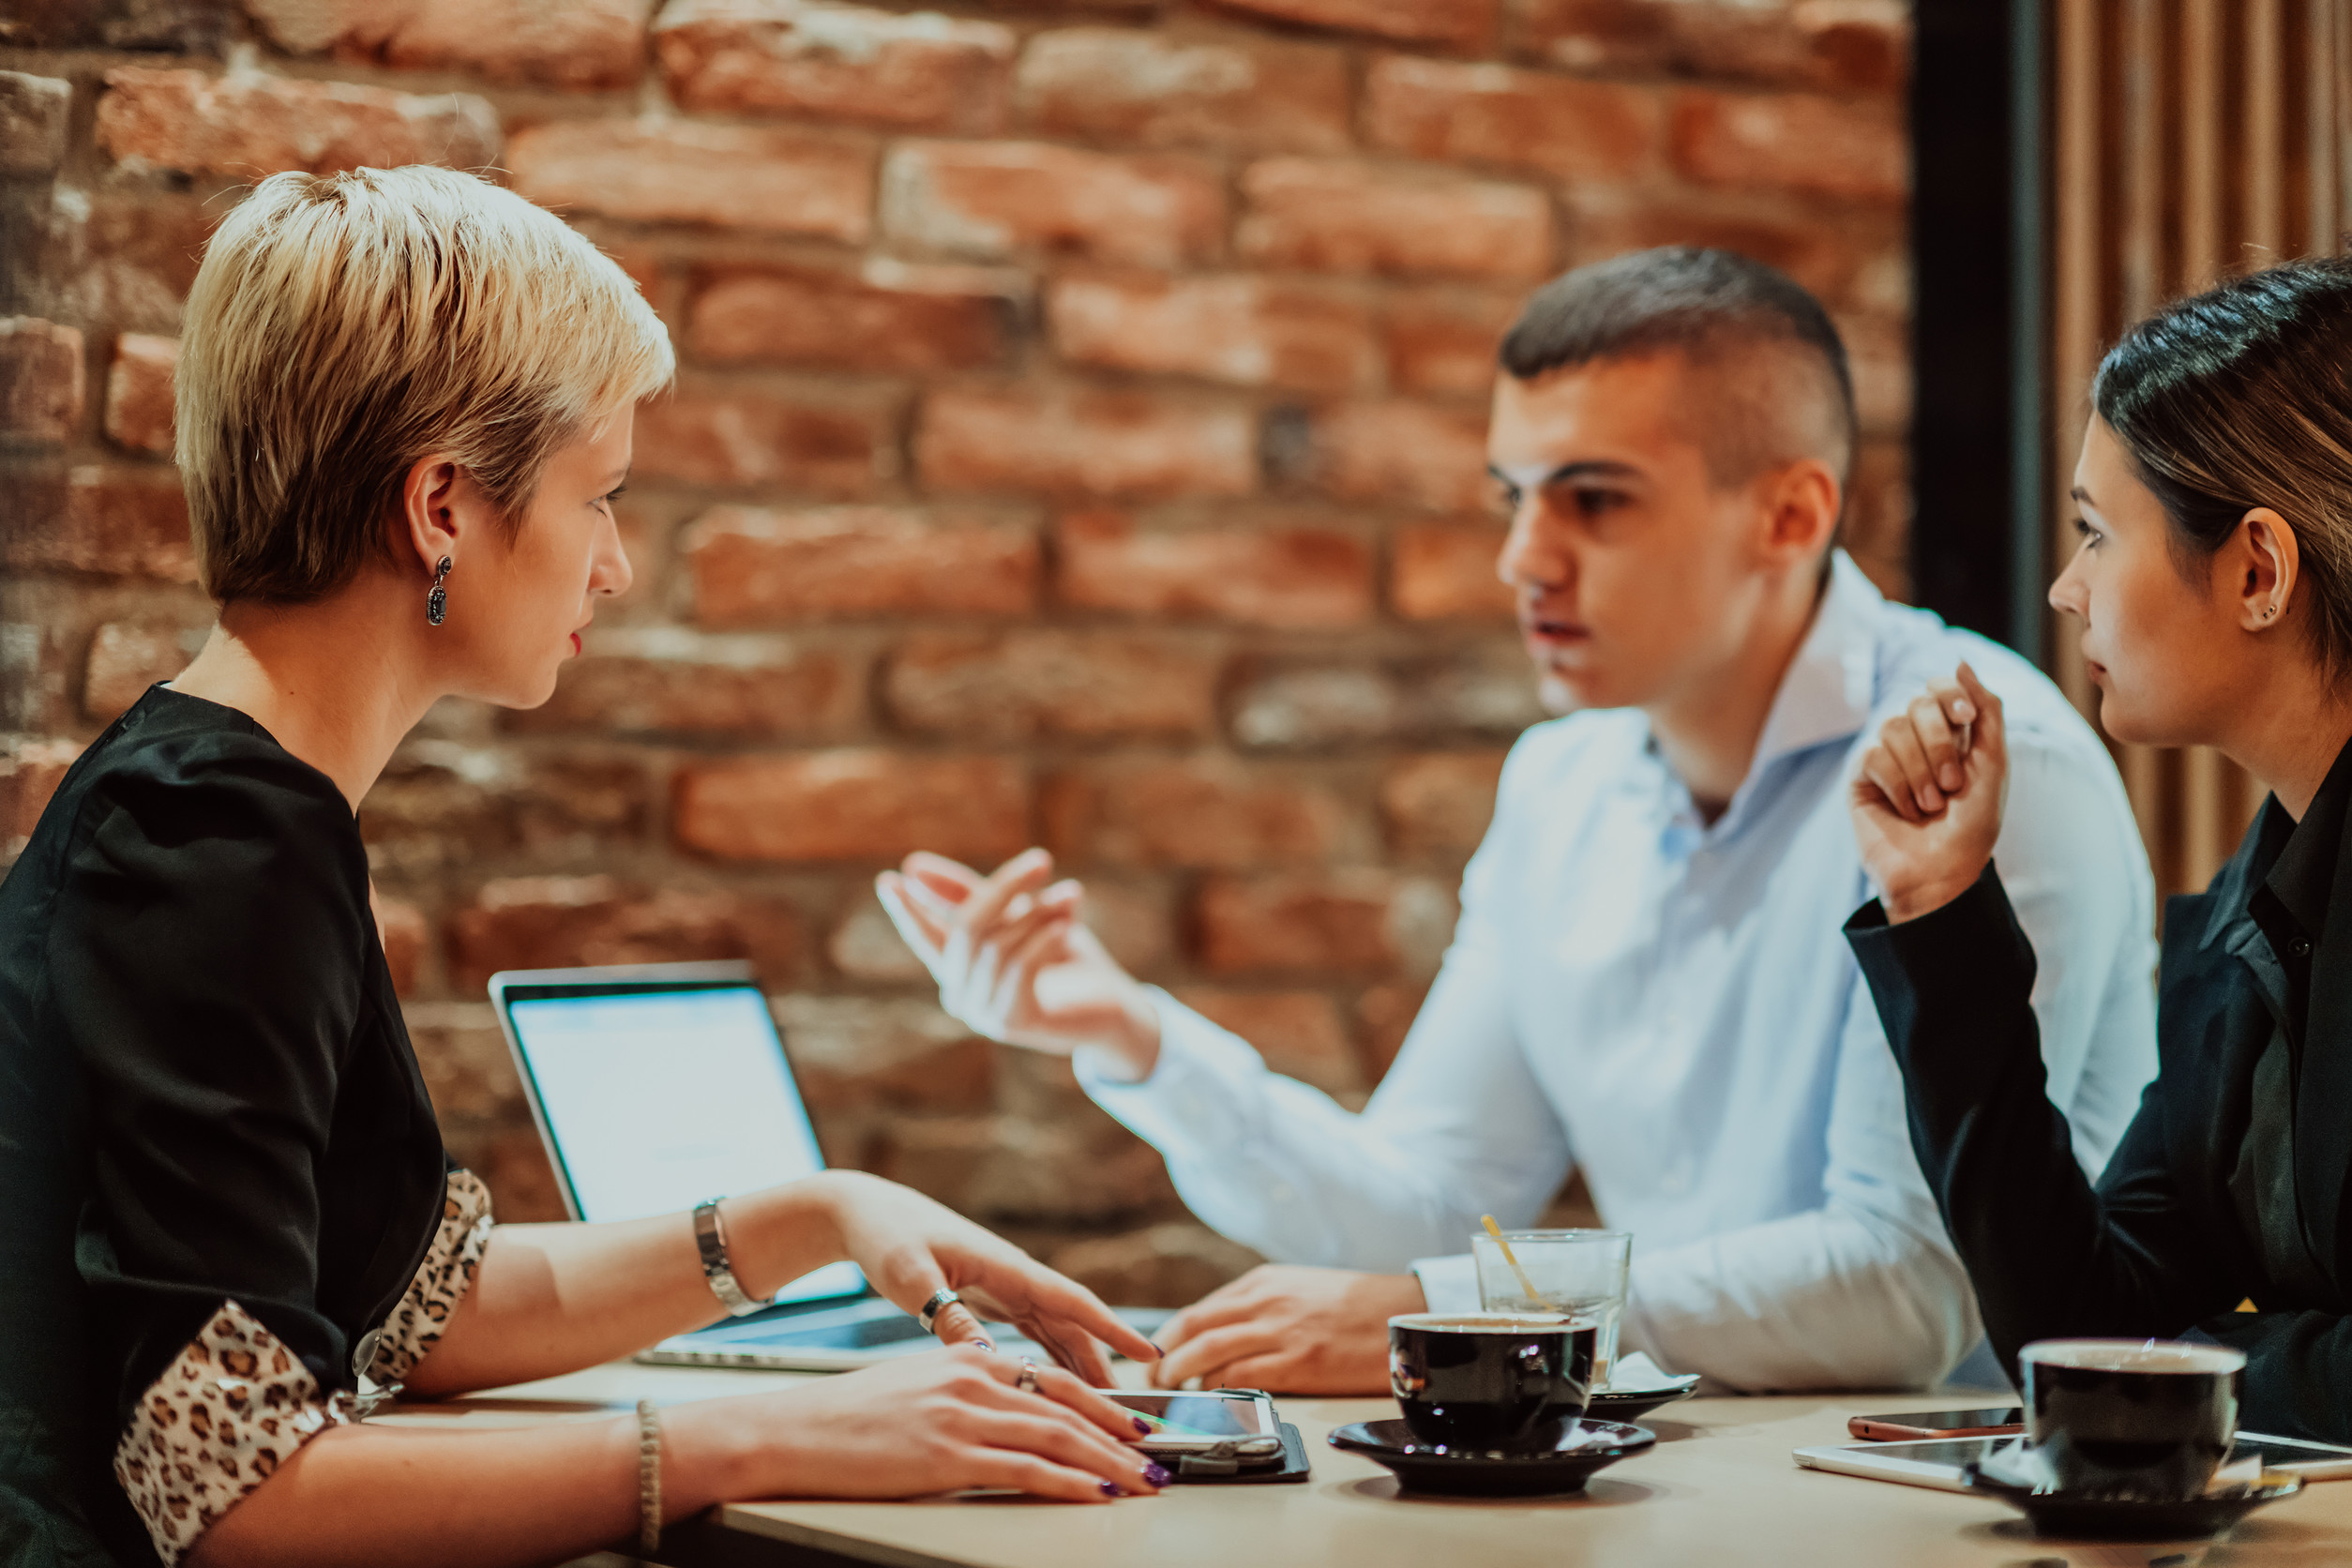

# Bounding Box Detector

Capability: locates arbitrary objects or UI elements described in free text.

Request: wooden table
[379,1362,2352,1568]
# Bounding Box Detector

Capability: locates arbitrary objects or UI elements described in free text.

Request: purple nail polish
[1143,1462,1173,1488]
[973,1339,994,1352]
[1133,1417,1153,1435]
[1099,1481,1125,1498]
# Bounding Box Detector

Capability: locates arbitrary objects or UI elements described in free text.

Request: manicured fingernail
[1134,1418,1153,1434]
[1100,1481,1126,1498]
[973,1339,994,1352]
[1953,700,1976,720]
[1143,1463,1173,1488]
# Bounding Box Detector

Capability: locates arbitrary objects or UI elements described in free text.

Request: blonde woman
[0,167,1164,1568]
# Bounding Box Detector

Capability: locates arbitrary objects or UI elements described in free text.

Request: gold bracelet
[637,1398,662,1557]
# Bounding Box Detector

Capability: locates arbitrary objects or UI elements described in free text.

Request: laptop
[489,960,1169,1371]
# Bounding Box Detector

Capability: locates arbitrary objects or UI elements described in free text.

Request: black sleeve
[1844,867,2236,1378]
[44,740,372,1431]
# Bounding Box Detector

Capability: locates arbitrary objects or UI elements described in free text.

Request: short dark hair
[1498,246,1857,489]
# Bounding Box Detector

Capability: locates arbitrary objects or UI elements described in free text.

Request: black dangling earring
[427,555,452,626]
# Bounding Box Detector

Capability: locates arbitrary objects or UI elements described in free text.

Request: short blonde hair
[178,165,674,604]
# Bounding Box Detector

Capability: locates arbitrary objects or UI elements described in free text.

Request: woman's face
[2048,416,2244,746]
[446,409,635,708]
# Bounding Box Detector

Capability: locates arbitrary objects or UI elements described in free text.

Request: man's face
[1488,353,1776,715]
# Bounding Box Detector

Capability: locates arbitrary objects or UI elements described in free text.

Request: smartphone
[1108,1390,1283,1455]
[1847,1407,2024,1441]
[1797,1429,2352,1493]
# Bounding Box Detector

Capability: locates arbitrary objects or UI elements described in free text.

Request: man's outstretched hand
[877,848,1164,1079]
[1149,1265,1423,1394]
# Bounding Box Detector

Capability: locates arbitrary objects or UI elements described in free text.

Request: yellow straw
[1480,1214,1543,1304]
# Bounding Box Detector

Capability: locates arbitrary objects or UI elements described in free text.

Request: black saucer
[1585,1382,1697,1424]
[1328,1418,1655,1497]
[1961,1467,2305,1540]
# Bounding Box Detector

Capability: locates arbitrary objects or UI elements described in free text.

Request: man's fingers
[876,874,950,958]
[1208,1353,1304,1394]
[1151,1282,1266,1356]
[904,852,985,899]
[1151,1322,1277,1389]
[960,848,1058,939]
[1860,750,1922,824]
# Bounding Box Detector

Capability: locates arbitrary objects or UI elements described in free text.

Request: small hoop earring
[427,555,452,626]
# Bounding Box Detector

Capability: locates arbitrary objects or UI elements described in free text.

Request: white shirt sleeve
[1616,735,2157,1391]
[1078,781,1573,1274]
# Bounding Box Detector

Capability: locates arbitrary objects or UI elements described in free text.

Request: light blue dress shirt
[1079,553,2159,1392]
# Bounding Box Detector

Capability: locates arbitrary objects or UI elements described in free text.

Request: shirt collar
[2262,730,2352,938]
[1745,550,1884,778]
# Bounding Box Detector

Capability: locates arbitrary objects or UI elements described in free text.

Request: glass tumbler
[1471,1229,1632,1386]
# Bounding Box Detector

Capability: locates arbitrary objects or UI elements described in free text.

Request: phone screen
[1110,1393,1270,1440]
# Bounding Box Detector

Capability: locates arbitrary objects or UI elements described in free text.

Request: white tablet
[1794,1432,2352,1492]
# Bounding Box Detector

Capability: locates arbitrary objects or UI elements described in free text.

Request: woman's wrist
[717,1175,851,1303]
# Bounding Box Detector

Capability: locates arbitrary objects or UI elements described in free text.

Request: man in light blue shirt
[879,249,2157,1394]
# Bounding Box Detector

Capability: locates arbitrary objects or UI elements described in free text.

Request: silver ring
[918,1287,962,1335]
[1016,1359,1041,1395]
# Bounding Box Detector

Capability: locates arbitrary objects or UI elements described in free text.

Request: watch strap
[693,1198,763,1317]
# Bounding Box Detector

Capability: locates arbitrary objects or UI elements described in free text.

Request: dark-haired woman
[1845,255,2352,1440]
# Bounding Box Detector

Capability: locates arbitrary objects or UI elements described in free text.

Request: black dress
[0,686,448,1565]
[1846,736,2352,1440]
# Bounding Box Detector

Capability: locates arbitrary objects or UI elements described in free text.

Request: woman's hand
[675,1345,1168,1504]
[804,1170,1160,1385]
[1850,662,2009,923]
[876,849,1163,1079]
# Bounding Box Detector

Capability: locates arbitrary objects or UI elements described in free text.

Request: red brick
[0,71,72,176]
[1521,0,1908,95]
[505,119,870,240]
[1238,159,1552,282]
[360,746,651,874]
[103,333,174,455]
[4,191,212,339]
[1560,188,1907,316]
[2,469,194,580]
[247,0,652,89]
[884,630,1219,740]
[1169,987,1359,1093]
[656,0,1014,133]
[95,67,499,178]
[1,737,81,858]
[1380,750,1504,855]
[1194,869,1419,975]
[873,1113,1175,1223]
[0,317,83,445]
[1356,977,1425,1080]
[917,387,1256,500]
[685,260,1019,374]
[1048,1223,1261,1309]
[1015,28,1350,154]
[685,505,1039,624]
[1393,520,1512,620]
[1310,400,1491,512]
[1229,647,1540,747]
[1839,311,1911,435]
[1384,294,1515,398]
[1055,509,1371,628]
[882,141,1224,268]
[633,386,888,494]
[445,874,802,994]
[374,896,427,997]
[672,750,1028,864]
[825,900,933,982]
[505,628,857,738]
[1670,88,1907,204]
[1363,55,1661,183]
[1041,756,1353,869]
[1844,435,1909,596]
[1048,272,1379,394]
[83,620,200,719]
[1200,0,1496,50]
[775,995,997,1115]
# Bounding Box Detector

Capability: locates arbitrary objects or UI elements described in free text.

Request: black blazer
[0,687,447,1566]
[1847,750,2352,1440]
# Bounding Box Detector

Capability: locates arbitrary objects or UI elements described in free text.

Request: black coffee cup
[2021,1339,2246,1499]
[1387,1313,1595,1451]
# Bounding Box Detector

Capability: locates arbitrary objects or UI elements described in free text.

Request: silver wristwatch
[693,1197,763,1317]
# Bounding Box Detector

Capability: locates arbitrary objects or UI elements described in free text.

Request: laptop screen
[502,982,865,1305]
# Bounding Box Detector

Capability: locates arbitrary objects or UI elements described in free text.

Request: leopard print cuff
[113,1300,356,1565]
[365,1168,494,1387]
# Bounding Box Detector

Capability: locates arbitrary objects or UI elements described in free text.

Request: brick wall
[0,0,1910,1304]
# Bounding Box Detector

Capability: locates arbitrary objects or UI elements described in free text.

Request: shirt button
[2294,937,2313,957]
